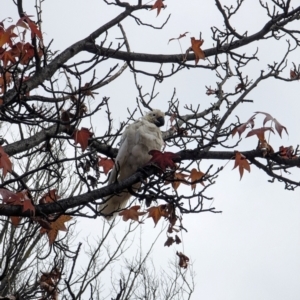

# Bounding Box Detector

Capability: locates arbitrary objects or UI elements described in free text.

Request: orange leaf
[148,150,180,172]
[188,168,205,190]
[147,204,169,226]
[0,146,12,177]
[72,127,93,151]
[98,156,114,175]
[233,151,250,180]
[40,215,72,245]
[151,0,165,16]
[190,37,205,65]
[0,25,17,48]
[165,172,189,190]
[119,205,146,222]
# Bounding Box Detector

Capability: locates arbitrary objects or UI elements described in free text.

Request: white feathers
[99,109,165,220]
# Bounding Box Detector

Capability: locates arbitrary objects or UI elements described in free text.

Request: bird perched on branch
[100,109,165,220]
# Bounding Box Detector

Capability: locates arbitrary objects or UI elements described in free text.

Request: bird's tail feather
[99,191,131,220]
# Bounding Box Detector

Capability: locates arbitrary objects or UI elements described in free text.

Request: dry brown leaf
[147,204,169,226]
[119,205,146,222]
[40,215,72,245]
[190,37,205,65]
[189,168,205,190]
[0,145,12,178]
[164,236,175,247]
[151,0,165,16]
[233,151,250,180]
[176,251,189,269]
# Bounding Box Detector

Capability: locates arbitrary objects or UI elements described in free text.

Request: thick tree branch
[2,148,300,217]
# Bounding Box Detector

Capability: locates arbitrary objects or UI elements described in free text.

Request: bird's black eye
[152,113,156,116]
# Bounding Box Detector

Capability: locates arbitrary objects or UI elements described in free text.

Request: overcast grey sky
[3,0,300,299]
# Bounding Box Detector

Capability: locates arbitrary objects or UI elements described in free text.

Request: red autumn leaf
[22,198,35,214]
[176,251,189,269]
[188,168,205,190]
[119,205,146,222]
[0,72,12,94]
[98,156,114,175]
[168,32,189,44]
[0,189,35,214]
[39,189,60,204]
[0,145,12,177]
[151,0,165,16]
[0,188,22,204]
[233,151,250,180]
[190,37,205,65]
[0,50,17,68]
[147,204,170,226]
[148,150,180,172]
[72,127,93,151]
[10,216,21,226]
[279,146,295,159]
[19,43,35,65]
[246,127,274,142]
[278,146,298,167]
[16,190,35,214]
[16,16,42,39]
[254,112,288,137]
[40,215,72,245]
[232,116,255,138]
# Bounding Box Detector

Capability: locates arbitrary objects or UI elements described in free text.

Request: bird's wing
[108,125,132,184]
[109,118,163,183]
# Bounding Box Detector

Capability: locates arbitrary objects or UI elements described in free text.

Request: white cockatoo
[100,109,165,219]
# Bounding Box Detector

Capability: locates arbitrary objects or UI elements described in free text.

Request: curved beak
[155,116,165,127]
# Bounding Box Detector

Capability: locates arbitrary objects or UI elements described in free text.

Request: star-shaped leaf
[98,156,114,175]
[72,127,93,151]
[233,151,250,180]
[148,150,180,172]
[190,37,205,65]
[151,0,165,16]
[119,205,146,222]
[40,215,72,245]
